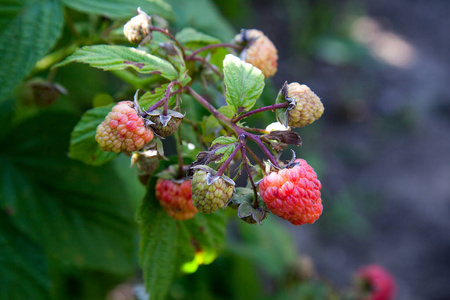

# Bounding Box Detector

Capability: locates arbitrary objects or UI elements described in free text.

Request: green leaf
[139,186,178,300]
[56,45,178,80]
[139,176,227,300]
[211,136,237,146]
[218,105,235,119]
[181,210,226,252]
[62,0,174,20]
[0,0,63,101]
[229,218,297,277]
[168,0,234,42]
[69,104,119,166]
[138,84,168,110]
[175,27,220,46]
[0,213,51,300]
[214,145,235,164]
[223,54,265,114]
[0,112,144,273]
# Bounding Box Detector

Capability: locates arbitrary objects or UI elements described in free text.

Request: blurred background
[213,0,450,299]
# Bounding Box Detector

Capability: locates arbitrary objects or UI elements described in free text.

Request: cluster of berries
[95,10,325,226]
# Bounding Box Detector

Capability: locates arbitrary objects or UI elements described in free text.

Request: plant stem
[187,86,280,168]
[186,43,243,59]
[189,56,223,78]
[232,102,289,123]
[245,145,265,171]
[246,134,280,168]
[145,84,184,113]
[215,141,244,177]
[186,86,235,130]
[149,26,186,58]
[174,128,184,179]
[163,81,180,115]
[241,147,259,208]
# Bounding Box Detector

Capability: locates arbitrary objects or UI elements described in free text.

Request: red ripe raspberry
[356,265,397,300]
[155,178,198,221]
[259,159,322,225]
[234,29,278,78]
[95,101,154,153]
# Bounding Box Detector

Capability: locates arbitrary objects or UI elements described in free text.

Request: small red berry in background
[259,159,322,225]
[356,264,397,300]
[155,178,198,221]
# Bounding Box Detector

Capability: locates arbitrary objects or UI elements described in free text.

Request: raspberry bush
[0,1,397,299]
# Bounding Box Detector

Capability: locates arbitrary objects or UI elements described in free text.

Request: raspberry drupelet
[259,159,322,225]
[155,178,198,221]
[95,101,154,153]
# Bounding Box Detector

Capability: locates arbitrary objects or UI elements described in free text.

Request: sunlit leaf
[223,54,264,114]
[56,45,178,80]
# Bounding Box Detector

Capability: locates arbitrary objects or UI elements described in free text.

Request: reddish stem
[163,81,180,115]
[186,43,243,60]
[232,102,289,123]
[149,26,186,58]
[241,147,259,208]
[245,145,265,172]
[215,141,244,177]
[186,86,280,168]
[246,134,279,168]
[189,56,223,79]
[145,84,183,114]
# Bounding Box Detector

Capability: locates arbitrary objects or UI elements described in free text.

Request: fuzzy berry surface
[357,265,397,300]
[259,159,322,225]
[155,178,198,220]
[236,29,278,78]
[123,13,150,44]
[287,83,324,128]
[191,170,234,214]
[95,101,154,153]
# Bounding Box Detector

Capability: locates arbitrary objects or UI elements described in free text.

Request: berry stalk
[148,26,186,58]
[215,140,244,177]
[232,102,289,123]
[186,43,243,60]
[145,82,183,114]
[186,86,280,168]
[240,146,259,208]
[189,56,223,78]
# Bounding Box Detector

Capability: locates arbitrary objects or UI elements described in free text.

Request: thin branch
[149,26,186,58]
[215,142,244,177]
[189,56,223,79]
[145,83,183,114]
[245,145,265,172]
[174,128,184,179]
[241,147,259,208]
[186,43,243,59]
[232,102,289,123]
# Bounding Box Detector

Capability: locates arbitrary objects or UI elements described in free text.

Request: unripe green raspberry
[147,109,184,137]
[123,8,151,44]
[191,167,235,214]
[95,101,154,153]
[234,29,278,78]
